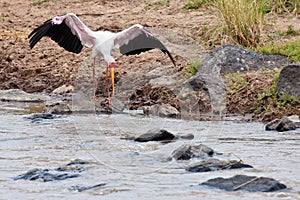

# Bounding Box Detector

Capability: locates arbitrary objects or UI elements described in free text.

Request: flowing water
[0,102,299,200]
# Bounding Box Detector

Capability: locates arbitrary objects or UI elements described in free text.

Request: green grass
[182,0,216,9]
[183,60,201,78]
[144,0,170,10]
[258,39,300,62]
[0,16,8,21]
[33,0,58,6]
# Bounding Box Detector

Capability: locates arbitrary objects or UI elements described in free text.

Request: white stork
[28,13,175,104]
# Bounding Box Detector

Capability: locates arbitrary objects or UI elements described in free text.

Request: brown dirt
[0,0,205,93]
[1,0,299,119]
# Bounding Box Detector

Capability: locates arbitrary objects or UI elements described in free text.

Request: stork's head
[51,17,64,25]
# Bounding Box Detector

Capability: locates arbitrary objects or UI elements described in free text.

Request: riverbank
[1,0,299,122]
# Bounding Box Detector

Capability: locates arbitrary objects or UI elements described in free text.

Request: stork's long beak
[110,67,115,95]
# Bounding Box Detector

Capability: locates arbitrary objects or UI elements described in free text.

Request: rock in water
[172,143,214,160]
[0,89,49,102]
[148,103,179,118]
[13,159,90,182]
[69,183,106,192]
[201,175,287,192]
[13,168,81,182]
[265,115,298,132]
[134,129,175,142]
[276,63,300,99]
[186,158,253,172]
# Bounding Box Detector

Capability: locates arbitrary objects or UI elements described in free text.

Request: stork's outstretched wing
[28,13,95,54]
[114,24,176,66]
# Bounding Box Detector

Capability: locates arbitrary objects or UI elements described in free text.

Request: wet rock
[187,158,253,172]
[66,158,91,166]
[52,84,74,95]
[134,129,175,142]
[172,143,214,160]
[14,159,90,182]
[200,175,287,192]
[69,183,106,192]
[199,44,287,76]
[44,99,72,114]
[0,89,50,102]
[276,63,300,99]
[148,103,179,118]
[14,168,81,182]
[25,113,61,123]
[175,133,194,140]
[265,115,299,131]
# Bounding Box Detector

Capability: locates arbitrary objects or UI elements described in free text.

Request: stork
[28,13,175,104]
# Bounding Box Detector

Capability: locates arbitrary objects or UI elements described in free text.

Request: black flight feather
[28,19,83,54]
[119,32,176,66]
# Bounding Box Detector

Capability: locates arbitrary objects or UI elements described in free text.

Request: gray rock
[149,103,179,118]
[52,84,74,95]
[25,113,61,123]
[44,99,72,114]
[200,175,287,192]
[265,115,298,131]
[69,183,106,192]
[14,159,90,182]
[182,73,226,118]
[199,44,287,76]
[276,63,300,99]
[187,158,253,172]
[172,143,214,160]
[0,89,50,102]
[134,129,175,142]
[175,133,194,140]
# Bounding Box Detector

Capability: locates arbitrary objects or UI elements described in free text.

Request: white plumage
[29,13,175,101]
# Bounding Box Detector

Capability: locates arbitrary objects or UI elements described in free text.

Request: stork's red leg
[105,64,112,105]
[92,57,97,100]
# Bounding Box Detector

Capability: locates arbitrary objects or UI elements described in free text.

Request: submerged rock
[276,63,300,99]
[25,113,61,123]
[265,115,299,131]
[14,159,90,182]
[187,158,253,172]
[69,183,106,192]
[172,143,214,160]
[13,168,81,182]
[134,129,175,142]
[201,175,287,192]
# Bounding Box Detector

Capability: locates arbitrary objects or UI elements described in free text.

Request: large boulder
[181,73,226,118]
[198,44,287,76]
[276,63,300,99]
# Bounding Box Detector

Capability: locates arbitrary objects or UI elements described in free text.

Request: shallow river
[0,102,299,200]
